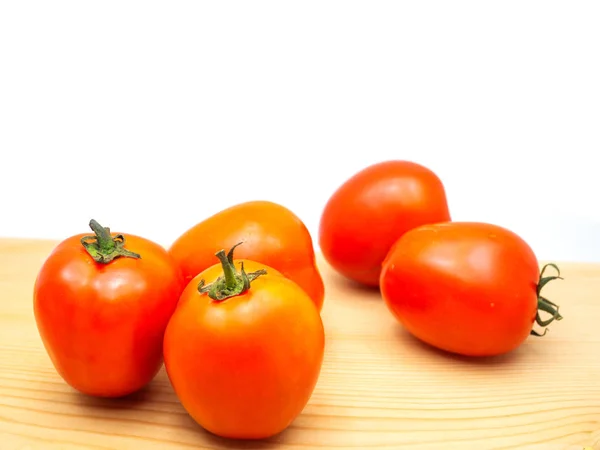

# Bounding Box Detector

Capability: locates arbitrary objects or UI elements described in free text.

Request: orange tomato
[168,200,325,311]
[319,160,451,287]
[33,220,184,397]
[380,222,564,356]
[163,244,325,440]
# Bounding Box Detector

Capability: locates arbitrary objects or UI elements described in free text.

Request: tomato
[319,160,451,287]
[33,219,184,397]
[168,200,325,311]
[380,221,563,357]
[163,244,325,440]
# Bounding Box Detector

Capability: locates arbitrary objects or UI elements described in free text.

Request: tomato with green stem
[163,243,325,440]
[33,219,184,397]
[380,221,564,357]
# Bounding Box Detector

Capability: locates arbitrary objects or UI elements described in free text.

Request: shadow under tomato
[393,325,529,367]
[172,411,294,450]
[72,380,159,410]
[201,432,291,450]
[325,270,382,297]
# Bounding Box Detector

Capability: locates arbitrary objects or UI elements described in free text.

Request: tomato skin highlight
[33,223,184,397]
[163,253,325,440]
[319,160,451,287]
[168,200,325,311]
[380,222,560,357]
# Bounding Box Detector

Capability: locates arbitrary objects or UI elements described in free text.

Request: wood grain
[0,238,599,450]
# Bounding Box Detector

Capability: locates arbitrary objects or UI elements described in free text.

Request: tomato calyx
[198,243,267,301]
[80,219,141,264]
[531,263,564,337]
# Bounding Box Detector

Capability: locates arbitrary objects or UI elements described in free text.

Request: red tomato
[168,200,325,312]
[319,160,451,287]
[380,222,563,357]
[163,244,325,440]
[33,219,184,397]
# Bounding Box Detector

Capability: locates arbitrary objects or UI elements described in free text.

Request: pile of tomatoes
[32,160,563,440]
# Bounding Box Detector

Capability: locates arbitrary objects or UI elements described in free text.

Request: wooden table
[1,238,599,449]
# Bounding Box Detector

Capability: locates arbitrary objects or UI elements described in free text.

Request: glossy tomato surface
[319,160,451,287]
[34,227,184,397]
[380,221,556,357]
[168,200,325,311]
[163,256,325,440]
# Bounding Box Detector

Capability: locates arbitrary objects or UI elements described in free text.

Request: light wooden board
[0,238,599,450]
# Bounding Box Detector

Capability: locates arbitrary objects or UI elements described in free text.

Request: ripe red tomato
[33,219,184,397]
[163,244,325,440]
[168,200,325,311]
[380,222,563,357]
[319,160,451,287]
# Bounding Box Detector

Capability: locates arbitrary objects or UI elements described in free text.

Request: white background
[1,1,599,262]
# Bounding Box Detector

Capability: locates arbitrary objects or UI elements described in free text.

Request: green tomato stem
[215,250,238,291]
[531,263,564,337]
[198,242,267,301]
[80,219,141,264]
